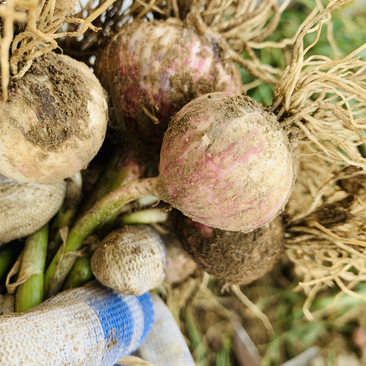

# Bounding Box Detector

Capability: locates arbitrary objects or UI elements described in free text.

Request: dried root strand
[0,0,32,102]
[0,0,118,102]
[285,144,366,318]
[272,0,366,168]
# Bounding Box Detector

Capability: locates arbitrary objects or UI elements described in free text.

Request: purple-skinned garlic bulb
[96,19,242,147]
[74,93,294,236]
[157,92,294,232]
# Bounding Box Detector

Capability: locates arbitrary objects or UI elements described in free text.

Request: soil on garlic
[177,215,285,284]
[7,53,91,150]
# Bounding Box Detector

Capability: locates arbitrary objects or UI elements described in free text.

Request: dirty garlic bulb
[0,53,108,183]
[91,225,166,295]
[97,19,242,147]
[177,214,284,284]
[0,175,66,244]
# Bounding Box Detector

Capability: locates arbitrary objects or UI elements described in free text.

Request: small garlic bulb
[0,175,66,244]
[91,225,166,295]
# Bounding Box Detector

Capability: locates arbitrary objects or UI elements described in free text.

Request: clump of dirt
[176,213,285,284]
[6,52,91,151]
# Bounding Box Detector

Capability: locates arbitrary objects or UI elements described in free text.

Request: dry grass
[285,143,366,320]
[157,274,240,366]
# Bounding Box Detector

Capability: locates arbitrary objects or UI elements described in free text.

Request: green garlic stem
[76,149,143,221]
[99,151,144,199]
[75,150,120,221]
[15,224,48,312]
[44,177,159,298]
[47,173,83,265]
[58,151,144,293]
[62,254,93,291]
[95,212,119,240]
[120,208,168,225]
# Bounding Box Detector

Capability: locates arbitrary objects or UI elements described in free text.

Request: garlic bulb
[0,53,108,183]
